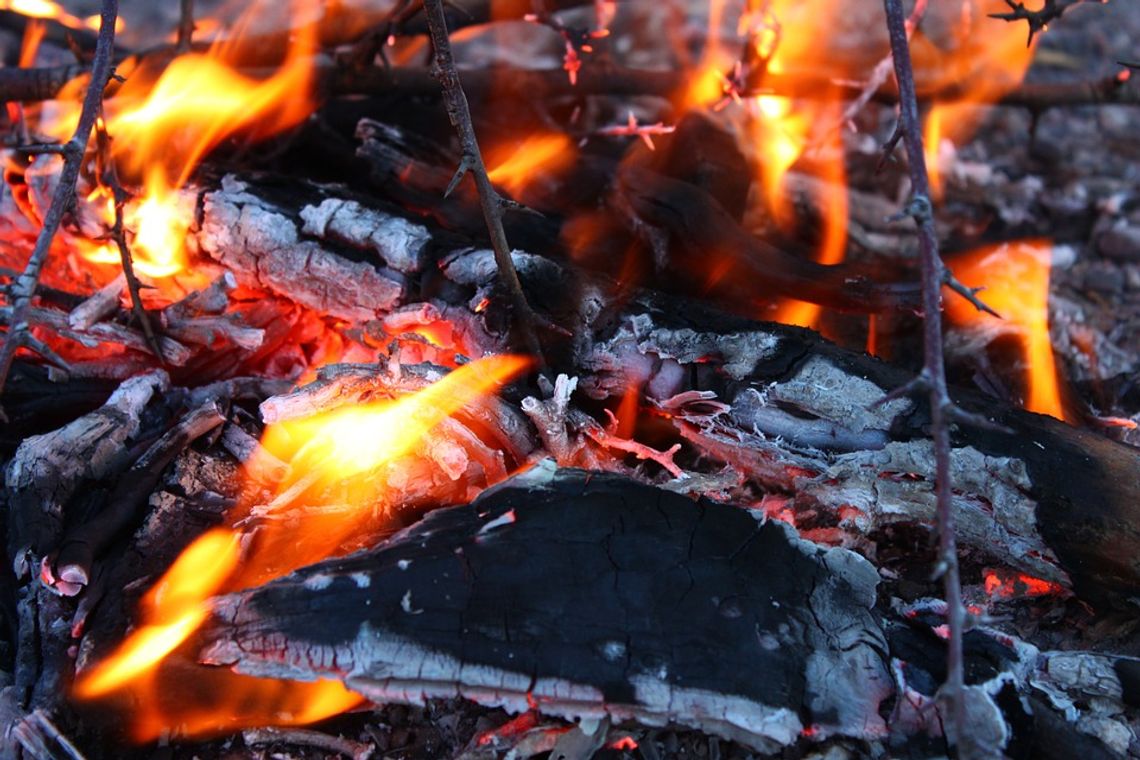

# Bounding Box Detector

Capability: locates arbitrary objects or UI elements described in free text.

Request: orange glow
[946,241,1069,421]
[74,355,530,737]
[983,569,1066,600]
[487,133,575,198]
[17,18,45,67]
[37,2,320,279]
[614,379,640,439]
[74,530,241,699]
[680,0,741,110]
[130,670,363,742]
[916,3,1038,198]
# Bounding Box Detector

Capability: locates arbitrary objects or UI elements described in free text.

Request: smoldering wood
[570,289,1140,605]
[43,400,227,596]
[0,303,193,366]
[353,116,920,316]
[180,171,1140,604]
[194,176,408,322]
[201,467,893,754]
[5,58,1139,111]
[4,370,169,578]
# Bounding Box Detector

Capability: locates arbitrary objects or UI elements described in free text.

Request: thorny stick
[881,0,972,754]
[93,111,165,362]
[990,0,1098,46]
[421,0,547,360]
[0,0,118,409]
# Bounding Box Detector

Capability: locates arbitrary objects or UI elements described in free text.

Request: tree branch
[990,0,1094,46]
[882,0,975,754]
[0,0,119,409]
[421,0,549,359]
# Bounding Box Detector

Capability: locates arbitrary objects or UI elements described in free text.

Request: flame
[487,133,575,198]
[33,2,319,279]
[73,355,531,737]
[916,3,1038,198]
[99,8,317,277]
[74,529,241,699]
[0,0,108,31]
[945,241,1069,421]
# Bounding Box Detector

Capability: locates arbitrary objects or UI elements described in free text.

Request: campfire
[1,0,1138,758]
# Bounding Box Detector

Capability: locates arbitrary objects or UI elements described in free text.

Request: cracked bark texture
[202,467,892,753]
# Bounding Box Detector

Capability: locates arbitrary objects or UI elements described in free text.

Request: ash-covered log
[202,467,893,753]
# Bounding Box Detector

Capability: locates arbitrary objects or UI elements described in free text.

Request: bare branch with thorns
[0,0,119,411]
[421,0,557,362]
[990,0,1100,46]
[92,112,165,362]
[881,0,989,755]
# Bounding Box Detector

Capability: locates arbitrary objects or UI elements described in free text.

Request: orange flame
[73,356,531,738]
[74,529,241,699]
[37,2,319,279]
[917,3,1038,198]
[487,133,575,198]
[945,240,1069,421]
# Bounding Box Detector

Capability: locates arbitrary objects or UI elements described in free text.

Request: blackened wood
[4,371,168,578]
[616,164,921,313]
[44,401,226,595]
[203,468,892,753]
[579,291,1140,606]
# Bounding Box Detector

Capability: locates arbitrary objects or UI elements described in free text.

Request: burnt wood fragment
[203,467,892,753]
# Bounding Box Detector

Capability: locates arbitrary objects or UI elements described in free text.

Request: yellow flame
[945,240,1068,420]
[74,355,532,737]
[0,0,108,30]
[74,529,241,699]
[33,2,319,278]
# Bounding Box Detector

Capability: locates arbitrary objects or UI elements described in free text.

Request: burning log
[201,467,893,754]
[201,467,1136,756]
[178,171,1140,603]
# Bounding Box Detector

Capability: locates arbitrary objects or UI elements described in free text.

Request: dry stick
[0,0,118,407]
[881,0,970,754]
[176,0,195,53]
[990,0,1092,46]
[421,0,547,360]
[93,112,166,362]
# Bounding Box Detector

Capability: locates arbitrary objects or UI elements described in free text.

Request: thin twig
[990,0,1094,46]
[421,0,550,359]
[0,0,119,411]
[93,111,165,361]
[176,0,195,53]
[881,0,970,754]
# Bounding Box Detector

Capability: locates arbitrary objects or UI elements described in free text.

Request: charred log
[202,467,893,754]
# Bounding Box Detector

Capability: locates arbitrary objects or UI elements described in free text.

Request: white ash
[299,198,431,273]
[766,355,913,433]
[197,176,404,322]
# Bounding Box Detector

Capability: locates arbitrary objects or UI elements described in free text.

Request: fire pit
[0,0,1138,758]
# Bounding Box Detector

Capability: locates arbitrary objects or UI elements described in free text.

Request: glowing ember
[945,241,1069,421]
[983,568,1066,600]
[73,356,531,737]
